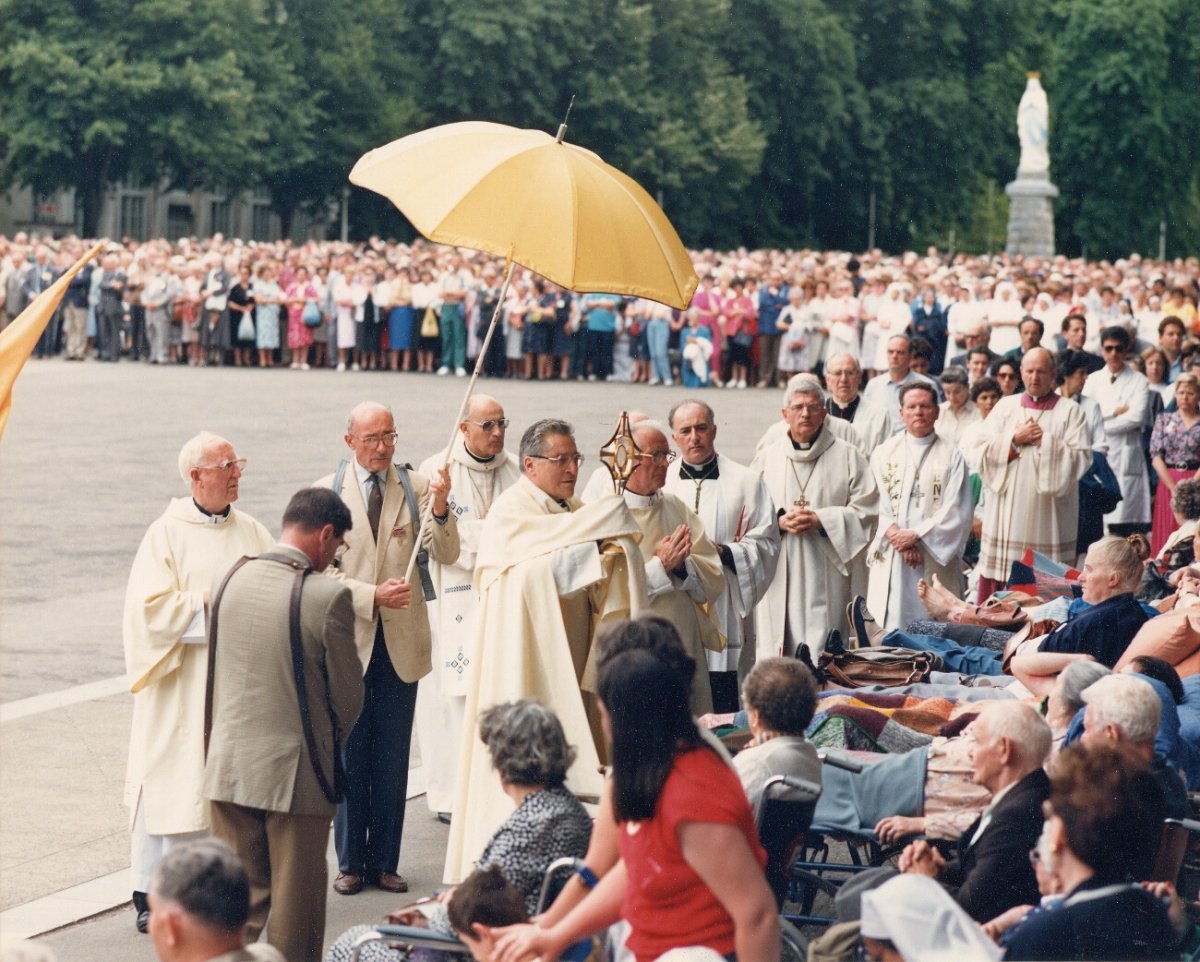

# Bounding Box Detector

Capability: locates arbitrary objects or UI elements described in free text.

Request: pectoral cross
[911,481,924,503]
[793,495,809,508]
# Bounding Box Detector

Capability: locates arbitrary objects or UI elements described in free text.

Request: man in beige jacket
[203,488,363,962]
[317,401,457,896]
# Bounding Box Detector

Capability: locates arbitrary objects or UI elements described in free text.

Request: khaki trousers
[64,305,88,359]
[209,801,331,962]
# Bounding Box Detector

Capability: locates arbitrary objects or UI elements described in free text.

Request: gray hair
[478,699,576,787]
[1083,674,1161,744]
[668,399,715,429]
[940,365,970,388]
[345,400,393,434]
[150,839,249,932]
[980,700,1052,769]
[825,352,861,374]
[1088,535,1144,590]
[784,373,825,407]
[1057,660,1112,717]
[519,418,573,462]
[177,431,228,484]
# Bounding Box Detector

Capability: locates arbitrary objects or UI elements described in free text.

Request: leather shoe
[375,871,409,893]
[135,909,150,934]
[333,872,364,895]
[847,596,884,647]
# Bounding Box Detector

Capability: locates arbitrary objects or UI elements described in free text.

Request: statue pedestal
[1005,173,1058,257]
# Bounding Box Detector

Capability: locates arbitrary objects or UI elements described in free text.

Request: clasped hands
[778,507,821,536]
[897,838,946,878]
[884,523,922,567]
[1012,418,1043,448]
[655,524,693,573]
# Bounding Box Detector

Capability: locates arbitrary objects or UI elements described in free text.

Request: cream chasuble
[867,432,973,631]
[754,427,878,659]
[620,488,725,715]
[415,437,521,814]
[444,477,646,881]
[976,393,1092,581]
[123,498,273,834]
[664,455,780,675]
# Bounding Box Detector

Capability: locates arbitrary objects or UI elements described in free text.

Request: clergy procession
[117,321,1200,962]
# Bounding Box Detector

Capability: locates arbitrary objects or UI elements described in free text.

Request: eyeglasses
[352,432,398,446]
[334,542,350,560]
[529,453,585,468]
[465,418,510,431]
[635,451,677,465]
[1101,344,1123,353]
[787,403,825,414]
[196,458,247,473]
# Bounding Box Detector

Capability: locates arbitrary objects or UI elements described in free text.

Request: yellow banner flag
[0,240,105,442]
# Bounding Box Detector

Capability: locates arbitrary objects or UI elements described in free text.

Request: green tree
[0,0,314,236]
[1051,0,1200,257]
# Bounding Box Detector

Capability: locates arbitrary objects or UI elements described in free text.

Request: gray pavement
[0,359,783,959]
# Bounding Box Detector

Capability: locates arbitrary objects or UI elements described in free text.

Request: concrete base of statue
[1005,172,1058,257]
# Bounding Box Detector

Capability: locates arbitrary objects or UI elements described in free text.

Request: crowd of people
[3,232,1198,390]
[12,231,1199,962]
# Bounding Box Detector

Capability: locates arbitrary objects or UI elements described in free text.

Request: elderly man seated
[849,536,1148,693]
[835,701,1052,925]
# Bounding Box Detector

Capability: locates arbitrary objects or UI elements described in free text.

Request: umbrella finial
[555,95,576,144]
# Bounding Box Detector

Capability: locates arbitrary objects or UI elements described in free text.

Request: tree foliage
[0,0,1195,254]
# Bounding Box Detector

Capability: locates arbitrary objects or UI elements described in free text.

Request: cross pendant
[794,496,809,508]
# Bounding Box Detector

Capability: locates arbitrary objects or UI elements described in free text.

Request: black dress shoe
[848,596,869,647]
[136,909,150,934]
[436,812,452,825]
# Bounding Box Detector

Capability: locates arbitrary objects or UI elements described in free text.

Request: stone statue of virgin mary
[1017,73,1050,176]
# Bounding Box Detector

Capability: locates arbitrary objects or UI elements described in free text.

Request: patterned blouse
[1150,411,1200,466]
[324,786,592,961]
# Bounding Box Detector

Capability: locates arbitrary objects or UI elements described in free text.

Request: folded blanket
[812,746,928,833]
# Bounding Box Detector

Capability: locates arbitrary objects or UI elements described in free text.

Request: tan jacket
[202,544,363,817]
[316,461,459,682]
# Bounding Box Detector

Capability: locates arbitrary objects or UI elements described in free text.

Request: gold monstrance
[599,411,641,494]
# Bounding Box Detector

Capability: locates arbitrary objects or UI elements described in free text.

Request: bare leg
[917,575,965,621]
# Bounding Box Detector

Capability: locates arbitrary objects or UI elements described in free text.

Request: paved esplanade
[0,361,776,958]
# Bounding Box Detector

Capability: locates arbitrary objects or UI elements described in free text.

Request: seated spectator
[733,657,821,811]
[148,839,285,962]
[1076,673,1190,819]
[325,700,591,960]
[446,866,529,962]
[1043,660,1111,747]
[1002,741,1176,961]
[850,537,1148,693]
[835,701,1052,924]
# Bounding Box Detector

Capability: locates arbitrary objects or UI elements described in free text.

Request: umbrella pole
[403,258,517,583]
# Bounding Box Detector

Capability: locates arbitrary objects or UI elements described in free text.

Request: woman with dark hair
[991,356,1022,396]
[501,648,779,962]
[970,376,1002,419]
[1002,741,1175,961]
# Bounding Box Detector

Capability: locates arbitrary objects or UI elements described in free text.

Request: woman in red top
[513,648,779,962]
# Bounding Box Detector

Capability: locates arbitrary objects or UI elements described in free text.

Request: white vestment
[936,400,982,451]
[415,438,521,814]
[123,498,273,835]
[861,371,938,433]
[976,394,1092,580]
[664,455,780,679]
[754,427,879,659]
[444,477,645,881]
[1084,365,1151,526]
[755,397,892,461]
[617,488,725,714]
[866,432,973,631]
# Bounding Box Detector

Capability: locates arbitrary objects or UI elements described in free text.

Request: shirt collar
[191,499,231,524]
[352,459,387,488]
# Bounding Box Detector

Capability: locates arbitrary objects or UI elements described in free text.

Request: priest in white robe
[591,419,725,713]
[867,383,973,631]
[445,419,646,882]
[976,348,1093,599]
[665,399,780,711]
[122,432,273,929]
[1084,326,1151,533]
[754,374,879,660]
[415,394,521,818]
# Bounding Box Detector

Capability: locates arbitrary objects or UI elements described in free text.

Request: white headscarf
[860,874,1001,962]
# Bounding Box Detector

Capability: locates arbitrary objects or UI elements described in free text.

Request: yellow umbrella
[349,120,697,310]
[350,118,697,581]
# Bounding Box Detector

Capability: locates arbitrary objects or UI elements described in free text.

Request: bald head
[346,401,392,435]
[460,393,507,458]
[626,422,671,497]
[1020,347,1055,398]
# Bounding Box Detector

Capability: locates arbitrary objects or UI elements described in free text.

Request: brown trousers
[209,801,331,962]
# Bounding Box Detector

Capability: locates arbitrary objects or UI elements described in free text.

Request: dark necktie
[367,474,383,539]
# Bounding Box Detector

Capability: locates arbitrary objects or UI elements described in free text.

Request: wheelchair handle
[817,749,864,773]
